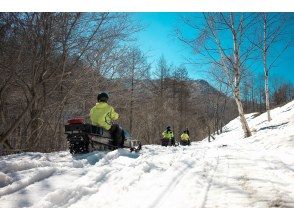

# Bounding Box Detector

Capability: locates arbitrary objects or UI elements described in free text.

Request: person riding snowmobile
[90,92,124,147]
[180,129,190,146]
[161,126,175,146]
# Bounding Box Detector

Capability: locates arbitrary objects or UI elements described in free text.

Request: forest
[0,12,293,155]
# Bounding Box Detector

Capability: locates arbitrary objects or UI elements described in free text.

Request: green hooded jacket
[162,130,174,140]
[90,102,119,130]
[180,133,189,141]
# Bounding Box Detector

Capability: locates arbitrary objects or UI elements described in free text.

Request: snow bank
[0,101,293,207]
[0,172,13,187]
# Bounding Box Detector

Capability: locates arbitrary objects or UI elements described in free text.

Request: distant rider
[180,129,190,146]
[162,126,175,146]
[90,92,124,147]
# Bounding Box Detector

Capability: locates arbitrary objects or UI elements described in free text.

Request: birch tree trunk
[231,14,252,137]
[233,88,252,137]
[129,56,134,135]
[263,13,272,121]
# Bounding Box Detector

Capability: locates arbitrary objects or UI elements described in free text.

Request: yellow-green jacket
[90,102,119,130]
[180,133,190,141]
[162,130,174,139]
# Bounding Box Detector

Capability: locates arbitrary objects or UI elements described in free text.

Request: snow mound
[0,101,294,207]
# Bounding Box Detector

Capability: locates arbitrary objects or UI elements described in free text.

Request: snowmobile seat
[64,116,111,139]
[65,123,100,135]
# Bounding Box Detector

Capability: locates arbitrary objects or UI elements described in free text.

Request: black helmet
[97,92,109,102]
[166,126,171,131]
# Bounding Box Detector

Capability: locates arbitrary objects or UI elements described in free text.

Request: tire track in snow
[37,149,143,207]
[149,161,194,207]
[199,155,220,208]
[148,144,214,208]
[0,167,55,197]
[169,143,220,208]
[187,144,221,208]
[37,168,110,207]
[68,151,166,207]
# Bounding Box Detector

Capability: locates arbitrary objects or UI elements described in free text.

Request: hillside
[191,79,222,95]
[0,100,293,208]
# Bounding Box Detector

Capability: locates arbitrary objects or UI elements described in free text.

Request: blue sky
[132,12,294,86]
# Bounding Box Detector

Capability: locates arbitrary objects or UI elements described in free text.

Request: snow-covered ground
[0,101,294,208]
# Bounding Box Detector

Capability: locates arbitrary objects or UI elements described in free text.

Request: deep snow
[0,101,294,208]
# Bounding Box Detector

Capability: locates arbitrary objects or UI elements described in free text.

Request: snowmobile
[64,117,142,154]
[161,138,179,147]
[179,140,191,146]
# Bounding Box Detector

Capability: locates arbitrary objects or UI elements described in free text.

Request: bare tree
[177,13,255,137]
[149,56,173,139]
[172,66,190,133]
[0,12,138,153]
[249,13,292,121]
[116,47,150,135]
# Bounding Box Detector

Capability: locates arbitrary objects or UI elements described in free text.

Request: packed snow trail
[0,101,294,207]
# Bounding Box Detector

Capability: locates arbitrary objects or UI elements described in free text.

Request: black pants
[170,137,175,146]
[162,137,175,146]
[180,140,190,146]
[109,124,125,147]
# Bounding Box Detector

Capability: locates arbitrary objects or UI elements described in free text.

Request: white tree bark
[231,14,252,138]
[234,88,252,137]
[263,13,272,121]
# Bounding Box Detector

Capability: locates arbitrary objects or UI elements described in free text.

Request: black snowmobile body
[161,138,179,147]
[64,117,141,154]
[180,140,191,146]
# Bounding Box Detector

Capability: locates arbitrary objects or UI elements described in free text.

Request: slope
[0,101,293,207]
